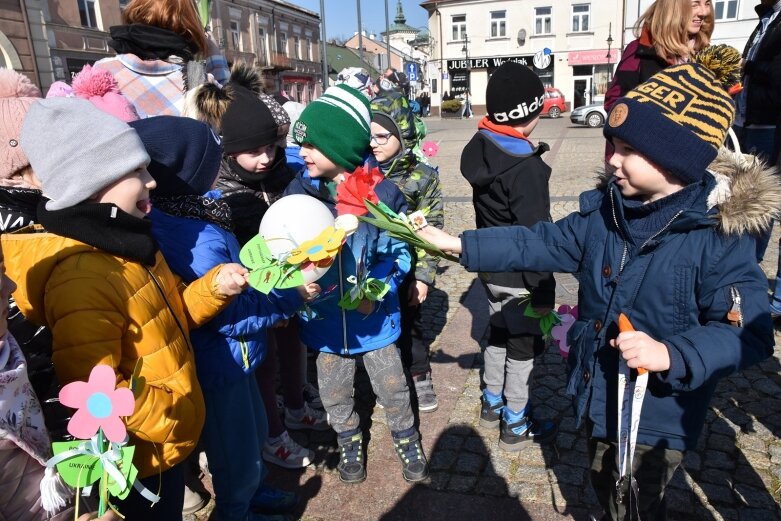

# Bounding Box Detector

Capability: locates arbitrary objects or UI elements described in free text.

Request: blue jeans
[202,375,268,521]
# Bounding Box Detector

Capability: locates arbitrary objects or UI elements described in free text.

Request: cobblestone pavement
[192,116,781,521]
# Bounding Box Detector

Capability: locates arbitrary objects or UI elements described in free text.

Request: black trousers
[397,273,431,376]
[588,432,683,521]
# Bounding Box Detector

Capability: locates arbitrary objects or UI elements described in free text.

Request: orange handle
[617,313,647,375]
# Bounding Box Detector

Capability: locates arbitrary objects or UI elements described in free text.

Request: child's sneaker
[413,372,438,413]
[336,429,366,483]
[284,402,330,431]
[498,407,557,451]
[263,431,314,469]
[479,389,503,429]
[303,382,323,409]
[391,428,429,482]
[250,484,298,515]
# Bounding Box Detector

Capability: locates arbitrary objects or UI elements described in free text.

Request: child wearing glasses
[369,92,444,414]
[460,61,557,451]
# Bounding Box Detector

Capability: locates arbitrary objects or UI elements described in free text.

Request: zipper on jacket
[338,252,349,355]
[145,267,193,352]
[239,335,250,369]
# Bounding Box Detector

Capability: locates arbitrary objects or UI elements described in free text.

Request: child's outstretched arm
[180,262,247,329]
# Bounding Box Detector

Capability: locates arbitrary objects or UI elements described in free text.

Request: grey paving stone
[454,451,485,474]
[732,483,779,510]
[429,449,458,471]
[446,474,478,493]
[475,476,510,497]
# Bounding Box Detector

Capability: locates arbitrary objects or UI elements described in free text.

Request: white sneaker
[284,402,330,431]
[263,431,314,469]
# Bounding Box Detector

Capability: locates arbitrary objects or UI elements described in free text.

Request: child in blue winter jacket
[421,63,777,520]
[284,84,429,484]
[131,116,318,521]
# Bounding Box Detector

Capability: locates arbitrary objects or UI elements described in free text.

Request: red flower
[336,165,384,216]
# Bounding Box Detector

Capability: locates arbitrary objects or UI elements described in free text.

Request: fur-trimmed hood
[596,147,781,236]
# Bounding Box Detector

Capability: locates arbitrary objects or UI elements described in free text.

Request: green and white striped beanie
[293,84,371,170]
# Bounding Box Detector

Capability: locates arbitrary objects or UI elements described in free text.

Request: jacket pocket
[672,265,694,335]
[565,319,594,398]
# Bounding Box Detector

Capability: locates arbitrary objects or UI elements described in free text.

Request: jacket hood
[596,148,781,235]
[1,227,98,326]
[461,131,546,188]
[370,92,418,154]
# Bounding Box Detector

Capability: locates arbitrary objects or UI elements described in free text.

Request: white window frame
[490,11,507,38]
[279,32,288,56]
[571,3,590,32]
[294,35,301,59]
[535,6,553,35]
[451,14,466,42]
[714,0,739,20]
[78,0,99,29]
[305,37,311,60]
[229,20,242,51]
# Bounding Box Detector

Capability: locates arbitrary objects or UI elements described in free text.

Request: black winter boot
[336,429,366,483]
[391,428,429,482]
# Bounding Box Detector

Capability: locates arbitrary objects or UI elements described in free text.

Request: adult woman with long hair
[605,0,714,111]
[94,0,228,118]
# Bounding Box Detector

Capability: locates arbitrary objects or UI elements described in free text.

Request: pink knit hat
[69,65,139,122]
[0,68,41,184]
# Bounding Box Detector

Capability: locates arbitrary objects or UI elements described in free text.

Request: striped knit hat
[604,62,735,185]
[293,84,371,170]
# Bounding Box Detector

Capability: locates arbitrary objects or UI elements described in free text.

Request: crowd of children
[0,4,779,520]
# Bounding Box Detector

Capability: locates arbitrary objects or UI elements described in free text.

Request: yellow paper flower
[287,226,345,265]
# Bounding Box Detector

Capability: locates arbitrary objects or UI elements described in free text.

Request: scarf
[226,152,293,199]
[478,117,535,146]
[152,194,233,232]
[108,24,198,61]
[37,201,159,266]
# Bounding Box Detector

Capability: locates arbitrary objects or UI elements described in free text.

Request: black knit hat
[486,62,545,125]
[221,85,279,154]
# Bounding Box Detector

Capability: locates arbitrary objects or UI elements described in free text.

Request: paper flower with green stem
[59,365,135,443]
[287,226,345,265]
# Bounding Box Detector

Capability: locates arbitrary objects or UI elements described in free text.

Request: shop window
[230,20,241,51]
[451,15,466,42]
[714,0,738,20]
[490,11,506,38]
[572,4,590,32]
[279,32,288,56]
[535,7,552,35]
[78,0,99,29]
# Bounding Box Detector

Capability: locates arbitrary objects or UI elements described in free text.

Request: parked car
[542,87,566,118]
[570,102,607,128]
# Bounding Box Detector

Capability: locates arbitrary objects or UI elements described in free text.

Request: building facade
[209,0,322,100]
[623,0,759,54]
[422,0,623,116]
[0,0,38,85]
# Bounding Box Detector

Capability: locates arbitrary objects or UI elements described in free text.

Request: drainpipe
[19,0,42,89]
[319,0,327,90]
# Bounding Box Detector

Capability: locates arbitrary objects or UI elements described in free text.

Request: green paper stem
[523,305,562,337]
[97,429,106,517]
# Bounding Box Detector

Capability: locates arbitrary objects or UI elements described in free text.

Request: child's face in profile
[0,249,16,339]
[93,167,157,218]
[369,122,402,163]
[609,138,686,203]
[300,144,342,179]
[233,143,277,173]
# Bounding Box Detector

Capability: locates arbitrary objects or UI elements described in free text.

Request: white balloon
[258,194,336,284]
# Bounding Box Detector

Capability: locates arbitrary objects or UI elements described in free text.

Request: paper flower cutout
[288,226,345,265]
[421,141,439,158]
[336,165,384,216]
[59,365,135,443]
[551,305,578,359]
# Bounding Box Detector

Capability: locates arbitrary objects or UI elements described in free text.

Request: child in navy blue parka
[131,116,317,521]
[421,63,778,520]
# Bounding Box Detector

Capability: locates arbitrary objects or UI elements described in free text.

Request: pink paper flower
[59,365,135,443]
[552,305,578,359]
[422,141,439,158]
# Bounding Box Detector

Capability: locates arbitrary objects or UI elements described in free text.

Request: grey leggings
[316,343,414,434]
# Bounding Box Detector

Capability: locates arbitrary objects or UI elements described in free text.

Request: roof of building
[324,42,381,79]
[382,0,420,35]
[268,0,320,19]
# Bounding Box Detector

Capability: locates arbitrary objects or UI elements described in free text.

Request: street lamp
[606,22,614,82]
[462,32,470,117]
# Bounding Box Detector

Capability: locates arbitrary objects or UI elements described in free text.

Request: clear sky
[289,0,429,41]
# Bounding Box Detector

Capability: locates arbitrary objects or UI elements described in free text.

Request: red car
[541,87,566,118]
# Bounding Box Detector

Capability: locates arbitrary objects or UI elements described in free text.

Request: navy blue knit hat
[129,116,223,196]
[603,63,735,185]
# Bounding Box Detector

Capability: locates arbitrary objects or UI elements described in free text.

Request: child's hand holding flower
[299,282,322,302]
[610,330,671,372]
[417,226,462,255]
[216,263,250,296]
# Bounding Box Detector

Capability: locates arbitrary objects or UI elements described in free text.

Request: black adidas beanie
[221,85,279,154]
[486,62,545,125]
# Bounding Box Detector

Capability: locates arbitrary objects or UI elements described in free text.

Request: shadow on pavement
[378,424,532,521]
